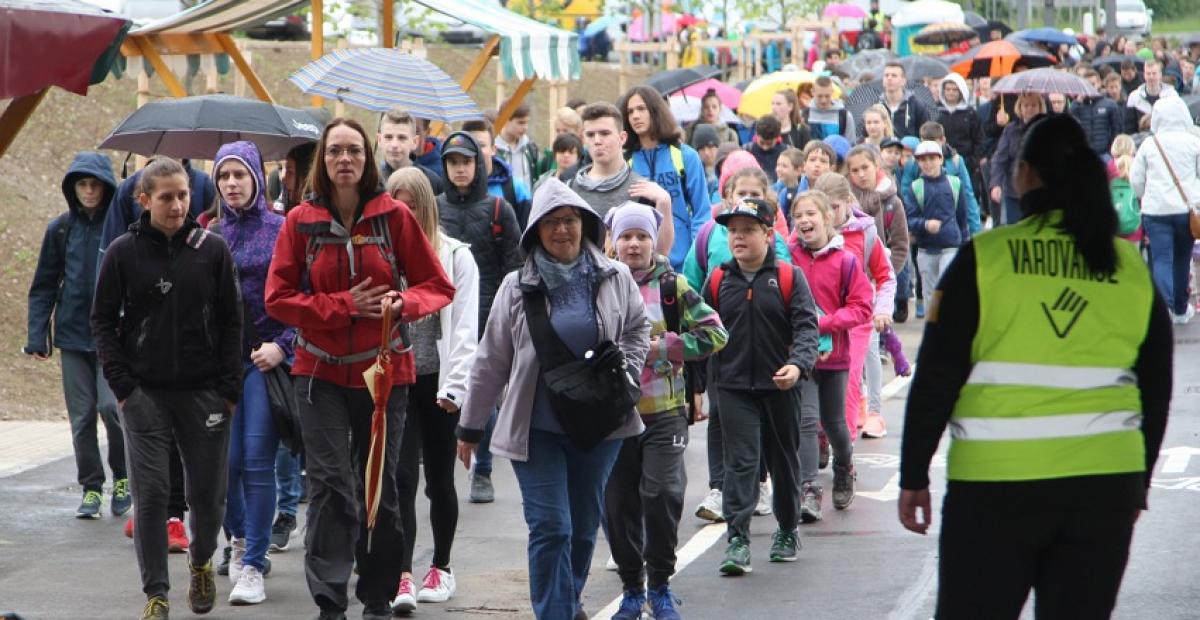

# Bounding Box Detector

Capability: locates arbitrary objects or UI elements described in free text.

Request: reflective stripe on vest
[948,210,1153,482]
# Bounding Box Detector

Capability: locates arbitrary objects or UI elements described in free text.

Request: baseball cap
[441,133,478,159]
[823,135,851,163]
[879,136,903,151]
[715,198,776,227]
[900,136,920,152]
[915,141,943,158]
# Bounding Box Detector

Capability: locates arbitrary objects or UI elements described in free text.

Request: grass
[1154,17,1200,34]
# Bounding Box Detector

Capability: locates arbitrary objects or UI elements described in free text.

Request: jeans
[224,367,278,571]
[473,409,497,477]
[275,444,302,518]
[1001,195,1022,227]
[895,258,913,302]
[917,248,959,303]
[1142,213,1193,315]
[60,349,124,492]
[511,430,621,620]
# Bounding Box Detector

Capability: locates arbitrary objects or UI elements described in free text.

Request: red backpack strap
[708,266,725,312]
[777,262,794,311]
[491,197,503,238]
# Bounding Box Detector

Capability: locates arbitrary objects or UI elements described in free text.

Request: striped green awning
[409,0,580,81]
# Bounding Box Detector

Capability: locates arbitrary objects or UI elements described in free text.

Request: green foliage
[735,0,822,30]
[1146,0,1190,21]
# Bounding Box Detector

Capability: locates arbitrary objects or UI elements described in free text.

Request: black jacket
[91,213,243,403]
[701,250,819,391]
[1070,97,1123,156]
[882,93,931,139]
[27,152,116,354]
[436,131,523,335]
[938,106,984,162]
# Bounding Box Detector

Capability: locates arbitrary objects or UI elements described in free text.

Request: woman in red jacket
[788,189,873,522]
[265,118,454,620]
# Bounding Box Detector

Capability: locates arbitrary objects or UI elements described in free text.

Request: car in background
[245,13,310,40]
[1099,0,1154,38]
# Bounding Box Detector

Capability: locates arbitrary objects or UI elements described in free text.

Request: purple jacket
[214,141,295,361]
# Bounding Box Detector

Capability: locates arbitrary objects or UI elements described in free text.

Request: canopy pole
[428,35,500,137]
[213,34,275,103]
[0,88,49,159]
[132,37,188,98]
[494,77,536,135]
[311,0,325,107]
[382,0,394,48]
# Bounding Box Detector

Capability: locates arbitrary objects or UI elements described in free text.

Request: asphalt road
[1,319,1198,619]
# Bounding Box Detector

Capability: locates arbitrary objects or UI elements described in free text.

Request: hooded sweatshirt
[827,207,897,317]
[456,177,650,461]
[627,142,713,271]
[850,171,909,274]
[26,152,117,354]
[1131,96,1200,216]
[567,162,646,219]
[788,234,874,370]
[938,73,983,161]
[99,161,216,260]
[213,141,295,362]
[487,155,533,228]
[437,131,523,334]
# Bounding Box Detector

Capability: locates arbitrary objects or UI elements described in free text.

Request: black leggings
[396,373,460,572]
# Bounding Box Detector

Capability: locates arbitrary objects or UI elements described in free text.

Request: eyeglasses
[325,146,366,159]
[540,215,582,230]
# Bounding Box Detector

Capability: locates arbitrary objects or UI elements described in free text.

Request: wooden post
[0,88,49,159]
[381,0,394,48]
[311,0,325,106]
[334,38,348,118]
[412,37,426,59]
[494,77,536,134]
[617,41,628,95]
[214,34,273,103]
[667,37,679,70]
[496,61,507,110]
[203,54,219,94]
[136,71,150,169]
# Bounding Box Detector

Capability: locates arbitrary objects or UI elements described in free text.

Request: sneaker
[695,488,724,522]
[228,537,246,583]
[317,611,346,620]
[217,545,231,576]
[832,464,856,510]
[646,584,681,620]
[769,529,799,562]
[915,299,926,319]
[718,536,752,576]
[862,412,888,438]
[754,479,773,516]
[167,517,189,553]
[187,559,216,614]
[799,483,823,523]
[112,479,132,516]
[140,595,169,620]
[270,513,296,551]
[469,472,494,503]
[229,565,266,605]
[390,576,418,614]
[818,433,830,470]
[893,300,908,323]
[362,604,393,620]
[416,566,456,603]
[124,517,134,538]
[611,587,646,620]
[77,490,102,519]
[606,554,618,571]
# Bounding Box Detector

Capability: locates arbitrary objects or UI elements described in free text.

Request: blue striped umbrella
[289,48,483,123]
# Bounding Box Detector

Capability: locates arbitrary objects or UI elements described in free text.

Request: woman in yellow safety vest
[897,114,1173,619]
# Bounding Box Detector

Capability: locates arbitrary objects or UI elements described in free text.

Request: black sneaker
[140,595,169,620]
[362,603,392,620]
[799,482,823,523]
[77,490,102,519]
[718,536,752,576]
[270,513,297,551]
[894,300,909,323]
[769,529,799,562]
[832,464,856,510]
[217,545,231,576]
[187,559,216,614]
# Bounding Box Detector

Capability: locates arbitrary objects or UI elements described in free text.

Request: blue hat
[823,135,851,163]
[900,136,920,152]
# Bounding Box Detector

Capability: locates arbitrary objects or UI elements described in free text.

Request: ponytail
[1019,114,1118,276]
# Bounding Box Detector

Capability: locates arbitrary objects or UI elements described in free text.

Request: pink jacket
[789,235,874,369]
[831,207,896,317]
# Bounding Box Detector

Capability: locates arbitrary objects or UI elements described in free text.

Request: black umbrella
[845,79,940,135]
[897,55,950,81]
[974,20,1012,42]
[842,48,897,79]
[1092,54,1145,69]
[642,65,723,96]
[99,94,323,160]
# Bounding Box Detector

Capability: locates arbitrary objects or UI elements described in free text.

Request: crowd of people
[20,25,1195,620]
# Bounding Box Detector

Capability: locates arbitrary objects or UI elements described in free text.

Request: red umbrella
[678,78,743,109]
[0,0,131,99]
[362,304,394,552]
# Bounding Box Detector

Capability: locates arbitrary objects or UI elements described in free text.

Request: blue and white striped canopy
[289,48,483,122]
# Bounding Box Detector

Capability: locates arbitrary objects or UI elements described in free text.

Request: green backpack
[1110,178,1140,236]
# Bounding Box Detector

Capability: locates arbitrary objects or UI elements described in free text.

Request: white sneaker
[606,554,618,571]
[695,488,724,522]
[228,565,266,605]
[228,537,246,583]
[416,566,456,603]
[390,576,418,614]
[755,479,774,516]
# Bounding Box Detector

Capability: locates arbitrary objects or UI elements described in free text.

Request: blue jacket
[1070,97,1123,157]
[628,142,712,270]
[26,152,117,353]
[899,147,981,234]
[99,162,216,259]
[902,172,969,251]
[772,179,803,228]
[487,156,533,229]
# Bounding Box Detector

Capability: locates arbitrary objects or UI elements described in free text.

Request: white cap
[915,141,942,158]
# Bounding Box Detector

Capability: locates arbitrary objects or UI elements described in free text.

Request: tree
[735,0,821,31]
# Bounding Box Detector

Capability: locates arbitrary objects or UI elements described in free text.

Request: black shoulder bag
[521,288,641,451]
[243,301,303,455]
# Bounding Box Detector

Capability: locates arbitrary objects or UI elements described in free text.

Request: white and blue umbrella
[290,48,483,123]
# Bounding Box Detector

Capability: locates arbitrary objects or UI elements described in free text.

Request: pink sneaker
[862,412,888,439]
[390,576,418,614]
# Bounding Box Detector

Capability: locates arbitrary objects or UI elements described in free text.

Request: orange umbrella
[950,39,1056,79]
[362,304,394,552]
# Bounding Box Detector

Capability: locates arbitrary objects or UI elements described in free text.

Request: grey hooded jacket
[456,177,651,461]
